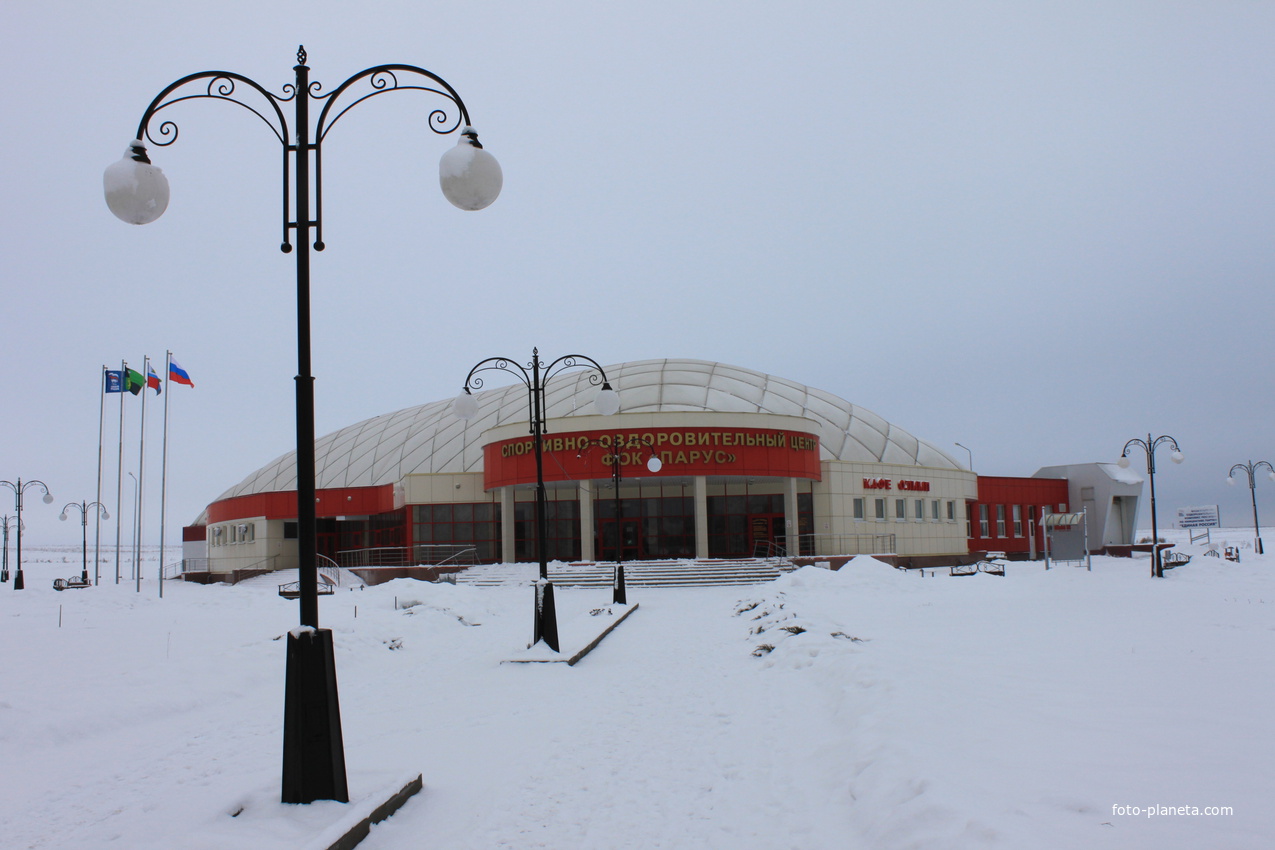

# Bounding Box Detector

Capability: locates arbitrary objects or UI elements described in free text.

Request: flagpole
[96,365,107,586]
[136,355,149,592]
[159,351,171,598]
[116,359,127,584]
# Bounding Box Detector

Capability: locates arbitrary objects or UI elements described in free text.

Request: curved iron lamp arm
[128,47,482,253]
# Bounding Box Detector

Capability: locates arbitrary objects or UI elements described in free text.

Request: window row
[968,503,1069,539]
[852,497,958,523]
[209,522,255,546]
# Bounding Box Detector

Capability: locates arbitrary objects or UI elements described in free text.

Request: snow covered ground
[1,530,1270,849]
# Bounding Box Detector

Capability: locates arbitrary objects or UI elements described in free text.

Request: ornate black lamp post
[578,434,661,604]
[1,479,54,591]
[60,501,110,585]
[453,349,620,650]
[1227,460,1274,555]
[105,46,501,804]
[1,516,15,583]
[1119,434,1183,578]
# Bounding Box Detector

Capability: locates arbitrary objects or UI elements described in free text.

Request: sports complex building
[186,359,1143,578]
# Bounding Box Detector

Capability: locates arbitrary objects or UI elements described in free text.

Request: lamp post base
[613,563,627,605]
[13,569,23,590]
[282,627,349,804]
[534,581,560,652]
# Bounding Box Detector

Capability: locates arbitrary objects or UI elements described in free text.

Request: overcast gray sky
[3,0,1274,548]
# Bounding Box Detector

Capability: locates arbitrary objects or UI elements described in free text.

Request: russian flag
[147,364,162,395]
[169,359,194,388]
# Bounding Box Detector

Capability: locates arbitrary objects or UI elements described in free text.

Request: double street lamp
[107,46,501,804]
[453,348,620,651]
[1227,460,1274,555]
[1118,434,1183,578]
[1,479,54,590]
[578,434,662,604]
[1,516,16,583]
[61,501,109,585]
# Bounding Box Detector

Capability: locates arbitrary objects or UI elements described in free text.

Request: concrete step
[453,558,794,588]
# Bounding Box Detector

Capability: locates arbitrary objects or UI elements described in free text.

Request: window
[875,498,886,520]
[914,499,924,520]
[931,499,940,521]
[1013,505,1023,537]
[996,505,1006,538]
[895,498,906,520]
[979,504,989,537]
[853,498,865,520]
[948,500,956,522]
[413,502,502,562]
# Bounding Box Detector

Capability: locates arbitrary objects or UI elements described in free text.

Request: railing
[317,553,345,587]
[180,554,280,574]
[793,533,897,557]
[752,540,788,560]
[337,544,478,568]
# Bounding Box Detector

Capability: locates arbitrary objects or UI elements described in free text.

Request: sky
[3,0,1274,548]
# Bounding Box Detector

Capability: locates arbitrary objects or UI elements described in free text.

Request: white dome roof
[211,359,961,505]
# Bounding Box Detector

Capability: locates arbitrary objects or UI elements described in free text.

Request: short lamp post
[1227,460,1274,555]
[0,479,54,591]
[453,349,620,650]
[2,516,19,583]
[61,501,109,584]
[1119,434,1183,578]
[106,46,501,805]
[578,434,661,604]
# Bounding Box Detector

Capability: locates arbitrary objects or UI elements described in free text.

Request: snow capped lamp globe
[594,383,620,416]
[451,388,479,421]
[42,492,54,505]
[104,141,170,225]
[646,455,663,473]
[439,127,502,211]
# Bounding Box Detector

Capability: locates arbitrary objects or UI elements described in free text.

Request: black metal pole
[80,504,89,584]
[1250,476,1263,555]
[281,55,349,806]
[1145,435,1163,578]
[14,482,24,591]
[294,58,319,631]
[612,439,626,604]
[529,350,559,651]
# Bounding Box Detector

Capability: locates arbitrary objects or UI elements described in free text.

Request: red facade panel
[206,484,396,524]
[483,426,822,490]
[967,476,1069,555]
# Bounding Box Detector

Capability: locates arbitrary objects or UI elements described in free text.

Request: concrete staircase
[453,558,796,589]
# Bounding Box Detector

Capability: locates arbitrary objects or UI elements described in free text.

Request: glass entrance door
[599,517,642,561]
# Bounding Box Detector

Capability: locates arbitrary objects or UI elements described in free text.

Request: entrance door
[599,517,642,561]
[748,514,784,555]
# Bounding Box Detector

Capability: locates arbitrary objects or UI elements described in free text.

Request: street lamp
[2,515,18,583]
[60,501,110,584]
[453,348,620,650]
[107,46,500,805]
[1119,434,1183,578]
[955,442,973,471]
[577,434,661,604]
[1227,460,1274,555]
[0,479,54,590]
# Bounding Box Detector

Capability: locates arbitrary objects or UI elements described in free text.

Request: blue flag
[104,370,124,393]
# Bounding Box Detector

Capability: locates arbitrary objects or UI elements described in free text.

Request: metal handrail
[794,533,897,556]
